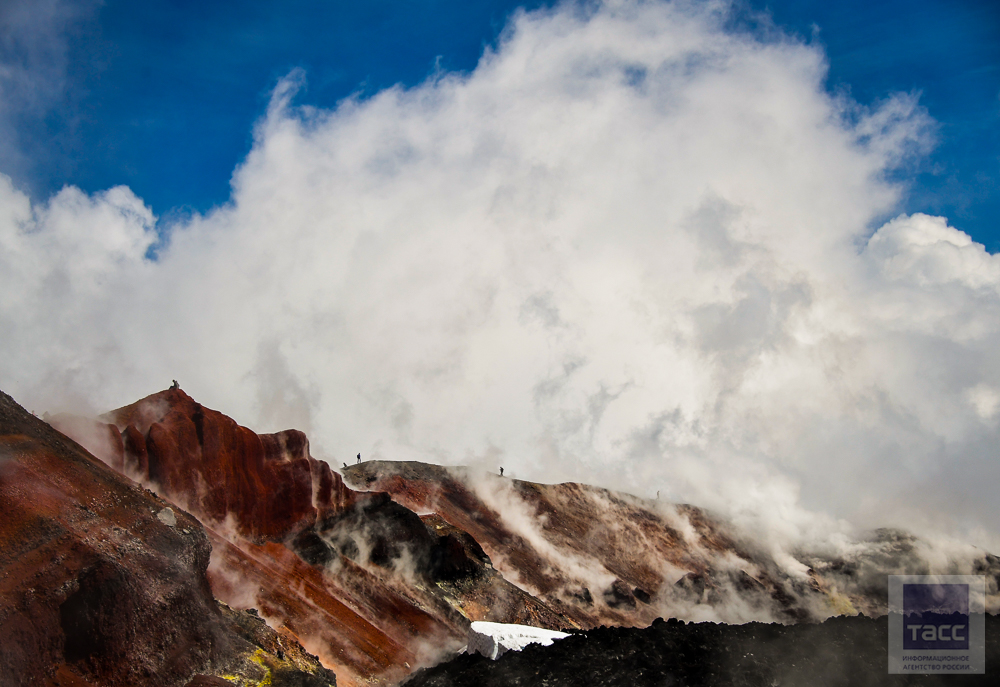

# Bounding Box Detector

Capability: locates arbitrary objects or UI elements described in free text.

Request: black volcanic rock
[404,614,1000,687]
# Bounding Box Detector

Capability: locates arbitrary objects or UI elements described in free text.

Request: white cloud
[2,0,997,552]
[966,384,1000,423]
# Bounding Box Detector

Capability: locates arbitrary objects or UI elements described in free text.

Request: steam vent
[2,386,999,686]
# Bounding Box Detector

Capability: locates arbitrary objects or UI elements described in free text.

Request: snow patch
[466,621,569,660]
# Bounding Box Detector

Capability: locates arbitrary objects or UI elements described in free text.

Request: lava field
[404,613,1000,687]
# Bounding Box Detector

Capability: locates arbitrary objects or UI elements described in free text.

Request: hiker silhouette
[357,453,361,464]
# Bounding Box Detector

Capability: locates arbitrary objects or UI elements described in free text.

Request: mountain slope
[343,461,1000,627]
[0,388,335,687]
[55,389,544,686]
[45,387,1000,685]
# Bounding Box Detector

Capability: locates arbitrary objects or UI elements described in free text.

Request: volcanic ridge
[2,386,998,686]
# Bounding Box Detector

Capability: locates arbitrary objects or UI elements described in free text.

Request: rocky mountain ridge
[0,388,335,687]
[7,386,1000,685]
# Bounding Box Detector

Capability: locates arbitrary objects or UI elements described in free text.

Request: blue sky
[3,0,999,248]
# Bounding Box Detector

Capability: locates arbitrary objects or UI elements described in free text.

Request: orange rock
[0,389,333,687]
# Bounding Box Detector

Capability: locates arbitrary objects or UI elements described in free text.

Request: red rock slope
[59,389,505,687]
[0,388,335,687]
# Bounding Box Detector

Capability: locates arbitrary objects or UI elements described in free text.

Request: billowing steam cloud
[1,1,998,552]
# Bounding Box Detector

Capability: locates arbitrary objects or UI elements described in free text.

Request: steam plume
[0,0,997,554]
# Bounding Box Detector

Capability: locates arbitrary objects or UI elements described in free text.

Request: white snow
[466,621,569,660]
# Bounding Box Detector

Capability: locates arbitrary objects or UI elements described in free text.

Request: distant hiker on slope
[357,453,361,464]
[500,467,504,476]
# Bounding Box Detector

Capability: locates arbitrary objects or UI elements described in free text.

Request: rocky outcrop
[86,388,358,542]
[52,390,488,687]
[0,388,334,687]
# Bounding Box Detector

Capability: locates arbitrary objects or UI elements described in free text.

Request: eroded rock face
[0,389,334,687]
[53,390,481,687]
[96,389,358,542]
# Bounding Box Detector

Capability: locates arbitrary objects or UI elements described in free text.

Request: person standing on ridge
[357,453,361,464]
[500,467,504,476]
